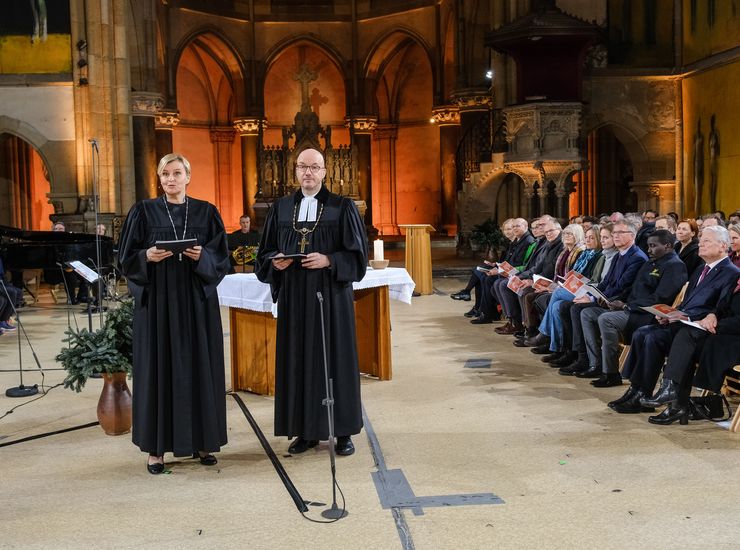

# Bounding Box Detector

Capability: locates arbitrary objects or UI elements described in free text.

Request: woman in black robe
[118,153,230,474]
[674,219,701,276]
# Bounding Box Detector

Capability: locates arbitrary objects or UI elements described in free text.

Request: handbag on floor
[689,394,733,422]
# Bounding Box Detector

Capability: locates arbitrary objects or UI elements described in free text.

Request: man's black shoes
[288,437,319,454]
[335,436,355,456]
[591,373,622,387]
[451,290,471,301]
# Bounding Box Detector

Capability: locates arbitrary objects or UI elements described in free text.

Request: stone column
[631,180,676,214]
[210,127,238,227]
[131,92,163,201]
[233,117,267,222]
[155,110,180,167]
[372,124,399,235]
[347,116,377,226]
[432,106,461,236]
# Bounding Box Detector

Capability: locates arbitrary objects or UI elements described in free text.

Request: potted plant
[56,300,134,435]
[469,218,508,261]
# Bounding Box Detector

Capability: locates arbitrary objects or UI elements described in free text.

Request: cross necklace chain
[292,201,324,254]
[163,195,189,261]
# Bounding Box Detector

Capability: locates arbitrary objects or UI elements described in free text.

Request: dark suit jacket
[678,257,740,321]
[520,236,563,280]
[675,239,701,276]
[694,290,740,391]
[507,232,535,268]
[598,244,649,301]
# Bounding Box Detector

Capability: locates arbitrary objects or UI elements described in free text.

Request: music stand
[2,279,38,397]
[67,260,101,332]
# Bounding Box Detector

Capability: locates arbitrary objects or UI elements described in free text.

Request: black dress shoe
[542,352,564,364]
[335,436,355,456]
[640,379,678,407]
[530,345,550,354]
[470,315,493,324]
[648,405,689,425]
[551,351,578,368]
[464,307,479,318]
[512,339,529,347]
[591,373,623,388]
[512,330,526,338]
[288,437,319,454]
[193,452,218,466]
[613,391,656,414]
[451,290,471,301]
[559,360,588,376]
[608,385,639,408]
[575,365,602,379]
[524,333,550,347]
[147,456,165,475]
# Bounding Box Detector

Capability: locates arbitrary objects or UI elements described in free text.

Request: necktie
[697,264,710,286]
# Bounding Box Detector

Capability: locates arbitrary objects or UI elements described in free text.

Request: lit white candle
[373,239,384,261]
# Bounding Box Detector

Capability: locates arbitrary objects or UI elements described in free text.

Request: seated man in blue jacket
[611,225,740,414]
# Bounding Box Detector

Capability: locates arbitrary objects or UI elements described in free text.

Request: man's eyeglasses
[612,230,632,235]
[296,164,325,173]
[544,229,559,235]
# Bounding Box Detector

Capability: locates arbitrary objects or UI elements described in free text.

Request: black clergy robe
[117,196,230,456]
[255,187,368,440]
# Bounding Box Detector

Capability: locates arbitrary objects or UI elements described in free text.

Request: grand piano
[0,224,114,301]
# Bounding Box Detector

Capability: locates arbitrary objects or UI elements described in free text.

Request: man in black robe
[255,148,368,456]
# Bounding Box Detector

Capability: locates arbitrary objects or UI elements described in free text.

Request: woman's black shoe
[648,405,689,425]
[147,456,165,474]
[193,452,218,465]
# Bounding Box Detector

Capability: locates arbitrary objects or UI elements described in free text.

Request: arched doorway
[0,133,54,230]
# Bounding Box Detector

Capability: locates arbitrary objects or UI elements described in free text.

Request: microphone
[88,138,98,151]
[316,291,323,304]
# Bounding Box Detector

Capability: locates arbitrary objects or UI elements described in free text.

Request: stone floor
[1,276,739,549]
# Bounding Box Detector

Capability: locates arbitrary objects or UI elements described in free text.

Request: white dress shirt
[297,190,319,222]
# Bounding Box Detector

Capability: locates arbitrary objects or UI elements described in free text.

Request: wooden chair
[618,282,689,372]
[720,365,740,433]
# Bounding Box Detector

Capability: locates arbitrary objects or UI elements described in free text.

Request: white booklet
[679,319,706,331]
[67,260,100,283]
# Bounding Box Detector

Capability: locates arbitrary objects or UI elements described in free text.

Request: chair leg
[618,344,630,373]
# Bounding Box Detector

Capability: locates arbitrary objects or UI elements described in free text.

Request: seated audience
[728,223,740,268]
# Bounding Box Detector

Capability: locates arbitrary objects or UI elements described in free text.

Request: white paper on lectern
[67,260,100,283]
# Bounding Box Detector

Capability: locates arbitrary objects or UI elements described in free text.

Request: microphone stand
[57,262,78,335]
[89,138,104,328]
[2,279,39,397]
[316,291,348,520]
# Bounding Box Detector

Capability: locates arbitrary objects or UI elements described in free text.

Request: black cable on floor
[229,392,308,513]
[0,421,99,448]
[0,383,64,422]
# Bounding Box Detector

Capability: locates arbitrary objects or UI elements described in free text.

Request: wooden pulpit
[399,224,434,295]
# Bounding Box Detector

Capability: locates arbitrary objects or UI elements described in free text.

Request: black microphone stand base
[6,384,39,398]
[320,505,348,520]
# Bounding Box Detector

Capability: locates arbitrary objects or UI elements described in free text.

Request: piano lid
[0,224,112,243]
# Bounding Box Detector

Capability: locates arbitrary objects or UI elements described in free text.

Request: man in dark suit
[563,219,648,373]
[576,230,687,387]
[611,225,740,414]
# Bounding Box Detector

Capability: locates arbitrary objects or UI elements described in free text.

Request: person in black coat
[674,219,701,276]
[612,226,740,416]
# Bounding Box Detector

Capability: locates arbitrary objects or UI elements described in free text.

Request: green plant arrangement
[56,299,134,392]
[469,218,508,260]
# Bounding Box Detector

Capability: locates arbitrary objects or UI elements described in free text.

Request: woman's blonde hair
[157,153,191,177]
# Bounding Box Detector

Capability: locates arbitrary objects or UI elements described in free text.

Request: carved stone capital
[431,105,460,126]
[209,127,236,143]
[155,110,180,130]
[233,117,267,136]
[451,89,493,112]
[131,92,165,117]
[345,116,378,133]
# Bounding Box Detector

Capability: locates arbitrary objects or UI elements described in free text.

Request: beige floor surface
[1,277,738,550]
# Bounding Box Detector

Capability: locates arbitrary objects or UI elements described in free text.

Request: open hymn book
[532,274,558,292]
[559,271,610,301]
[506,275,531,295]
[497,261,518,277]
[640,304,688,321]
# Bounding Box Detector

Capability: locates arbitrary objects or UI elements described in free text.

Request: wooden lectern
[399,224,434,295]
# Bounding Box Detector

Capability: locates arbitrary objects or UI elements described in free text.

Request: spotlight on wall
[485,69,494,80]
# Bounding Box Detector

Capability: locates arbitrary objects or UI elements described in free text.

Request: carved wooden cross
[293,63,318,110]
